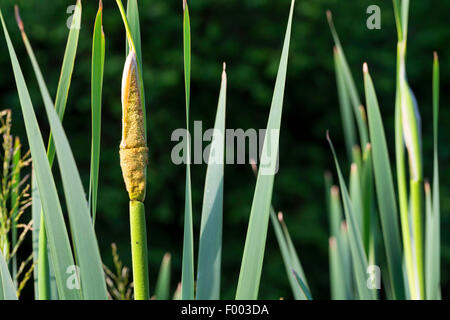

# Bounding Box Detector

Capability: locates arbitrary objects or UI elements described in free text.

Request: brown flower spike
[120,50,148,202]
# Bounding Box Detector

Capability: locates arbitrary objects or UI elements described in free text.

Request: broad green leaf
[196,64,227,299]
[327,134,373,300]
[0,249,17,300]
[181,0,194,300]
[363,64,405,299]
[235,0,295,299]
[155,253,171,300]
[89,1,106,224]
[0,10,81,300]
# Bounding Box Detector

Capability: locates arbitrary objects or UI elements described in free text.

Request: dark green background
[0,0,448,299]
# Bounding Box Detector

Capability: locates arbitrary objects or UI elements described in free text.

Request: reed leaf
[181,0,194,300]
[363,63,405,299]
[327,133,373,300]
[154,253,171,300]
[0,11,81,299]
[235,0,295,299]
[196,63,227,299]
[89,1,105,224]
[0,249,17,300]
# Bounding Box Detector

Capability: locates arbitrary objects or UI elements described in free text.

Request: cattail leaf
[196,64,226,299]
[327,134,374,300]
[326,12,368,146]
[426,53,440,300]
[334,48,356,159]
[363,64,405,299]
[181,0,194,300]
[0,249,17,300]
[269,209,306,300]
[292,269,313,300]
[349,163,363,237]
[46,0,81,165]
[89,0,105,224]
[154,253,171,300]
[329,237,346,300]
[235,0,295,299]
[0,11,81,300]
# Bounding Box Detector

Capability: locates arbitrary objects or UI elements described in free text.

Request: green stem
[129,200,149,300]
[411,180,424,298]
[38,213,50,300]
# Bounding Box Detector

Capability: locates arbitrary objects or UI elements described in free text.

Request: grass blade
[40,59,108,300]
[181,1,194,300]
[292,269,313,300]
[278,213,310,292]
[0,11,81,299]
[363,63,405,299]
[329,237,346,300]
[181,0,194,300]
[89,1,106,224]
[196,64,227,299]
[0,249,17,300]
[326,12,369,146]
[334,47,356,158]
[426,52,440,299]
[154,253,171,300]
[327,133,373,300]
[46,0,81,165]
[235,0,295,299]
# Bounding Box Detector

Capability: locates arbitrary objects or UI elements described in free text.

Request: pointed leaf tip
[14,5,24,32]
[277,211,284,222]
[331,185,339,197]
[363,63,368,73]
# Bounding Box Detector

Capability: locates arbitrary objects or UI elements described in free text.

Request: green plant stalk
[38,213,50,300]
[398,41,424,300]
[394,43,416,299]
[129,201,149,300]
[10,137,20,283]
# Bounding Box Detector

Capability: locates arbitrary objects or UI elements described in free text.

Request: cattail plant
[116,0,149,300]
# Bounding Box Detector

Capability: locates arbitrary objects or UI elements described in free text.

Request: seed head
[120,50,148,202]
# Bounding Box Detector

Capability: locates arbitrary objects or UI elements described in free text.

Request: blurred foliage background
[0,0,448,299]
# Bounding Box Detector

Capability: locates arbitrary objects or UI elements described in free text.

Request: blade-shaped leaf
[327,134,374,300]
[196,64,226,299]
[89,1,106,224]
[334,47,356,158]
[181,0,194,300]
[363,63,405,299]
[46,0,81,165]
[1,10,81,300]
[235,0,295,299]
[0,249,17,300]
[154,253,171,300]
